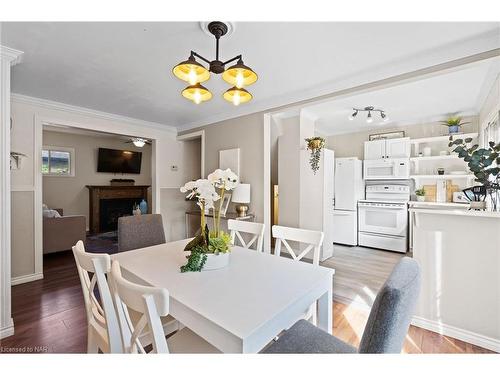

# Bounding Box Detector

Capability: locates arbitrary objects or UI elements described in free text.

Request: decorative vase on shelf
[139,199,148,214]
[448,125,460,134]
[416,195,426,202]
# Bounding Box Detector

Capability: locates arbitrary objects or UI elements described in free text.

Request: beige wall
[181,112,265,222]
[161,138,201,242]
[326,116,479,159]
[42,130,152,228]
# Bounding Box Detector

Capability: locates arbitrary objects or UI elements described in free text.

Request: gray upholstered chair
[118,214,166,252]
[263,257,421,354]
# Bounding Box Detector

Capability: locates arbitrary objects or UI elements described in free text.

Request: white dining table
[111,239,335,353]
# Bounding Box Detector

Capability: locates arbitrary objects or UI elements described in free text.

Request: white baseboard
[0,319,14,339]
[11,272,43,286]
[412,316,500,353]
[334,294,499,353]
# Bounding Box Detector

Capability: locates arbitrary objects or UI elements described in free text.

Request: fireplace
[86,185,150,234]
[99,198,140,232]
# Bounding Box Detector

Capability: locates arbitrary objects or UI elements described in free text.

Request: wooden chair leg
[87,327,99,353]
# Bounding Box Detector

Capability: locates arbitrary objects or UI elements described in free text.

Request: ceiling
[304,58,500,136]
[2,22,500,130]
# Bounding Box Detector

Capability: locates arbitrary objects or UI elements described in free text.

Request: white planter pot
[203,252,230,271]
[416,196,426,202]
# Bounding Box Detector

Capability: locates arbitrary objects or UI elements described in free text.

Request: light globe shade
[232,183,251,204]
[173,57,210,85]
[222,61,258,88]
[182,83,212,104]
[132,138,146,147]
[223,87,252,106]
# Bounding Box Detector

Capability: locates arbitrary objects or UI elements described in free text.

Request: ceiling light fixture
[173,21,258,105]
[348,110,358,121]
[348,106,388,123]
[125,138,152,148]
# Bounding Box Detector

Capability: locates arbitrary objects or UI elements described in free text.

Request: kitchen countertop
[408,201,470,208]
[409,207,500,218]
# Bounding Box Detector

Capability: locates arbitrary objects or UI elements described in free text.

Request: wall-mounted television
[97,148,142,174]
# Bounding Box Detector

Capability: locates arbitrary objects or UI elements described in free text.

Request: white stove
[358,184,409,253]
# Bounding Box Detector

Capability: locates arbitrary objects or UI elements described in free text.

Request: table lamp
[232,183,251,217]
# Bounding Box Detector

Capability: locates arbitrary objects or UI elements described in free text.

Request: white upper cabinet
[364,139,386,160]
[364,137,410,160]
[385,137,410,158]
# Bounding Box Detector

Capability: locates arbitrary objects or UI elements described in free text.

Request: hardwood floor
[321,244,404,306]
[0,250,493,353]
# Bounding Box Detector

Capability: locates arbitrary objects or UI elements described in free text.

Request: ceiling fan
[124,138,151,147]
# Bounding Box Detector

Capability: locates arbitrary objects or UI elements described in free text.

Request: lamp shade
[173,56,210,85]
[182,83,212,104]
[223,86,252,106]
[232,183,251,203]
[222,60,258,88]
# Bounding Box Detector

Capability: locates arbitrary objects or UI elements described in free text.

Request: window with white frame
[42,146,75,176]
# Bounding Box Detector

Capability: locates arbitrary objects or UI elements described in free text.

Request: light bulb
[133,139,146,147]
[188,68,198,85]
[348,110,358,121]
[366,112,373,123]
[193,90,202,104]
[235,72,244,88]
[232,92,241,106]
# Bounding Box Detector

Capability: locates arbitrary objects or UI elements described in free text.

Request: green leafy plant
[415,188,426,196]
[180,245,208,273]
[305,137,325,174]
[448,137,500,189]
[441,116,470,128]
[208,231,231,254]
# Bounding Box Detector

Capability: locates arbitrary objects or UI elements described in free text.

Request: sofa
[43,208,87,254]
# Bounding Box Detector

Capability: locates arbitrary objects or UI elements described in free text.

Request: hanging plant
[305,137,325,174]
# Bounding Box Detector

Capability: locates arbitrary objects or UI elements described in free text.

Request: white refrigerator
[332,157,364,246]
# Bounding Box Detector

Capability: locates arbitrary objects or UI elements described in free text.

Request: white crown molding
[10,93,178,136]
[0,45,23,66]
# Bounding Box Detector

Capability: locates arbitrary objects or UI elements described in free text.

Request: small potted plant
[441,116,470,135]
[415,188,426,202]
[305,137,325,174]
[179,168,239,272]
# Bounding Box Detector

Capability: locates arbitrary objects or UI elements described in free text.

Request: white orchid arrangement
[179,169,239,272]
[180,168,239,237]
[207,168,239,236]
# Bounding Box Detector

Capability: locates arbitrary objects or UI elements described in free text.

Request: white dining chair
[272,225,324,266]
[72,240,123,353]
[110,260,220,353]
[228,219,265,252]
[272,225,325,325]
[72,240,179,353]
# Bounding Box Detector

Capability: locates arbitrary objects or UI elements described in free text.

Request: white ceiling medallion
[199,22,235,38]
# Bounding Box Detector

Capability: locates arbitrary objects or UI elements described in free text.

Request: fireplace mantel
[86,185,150,234]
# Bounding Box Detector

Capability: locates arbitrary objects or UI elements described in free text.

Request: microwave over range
[363,158,410,180]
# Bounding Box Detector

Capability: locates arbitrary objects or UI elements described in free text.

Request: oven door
[358,202,408,237]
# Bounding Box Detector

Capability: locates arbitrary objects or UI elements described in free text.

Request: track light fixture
[348,106,389,123]
[173,21,258,105]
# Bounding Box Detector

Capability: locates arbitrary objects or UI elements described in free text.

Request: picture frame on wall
[369,130,405,141]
